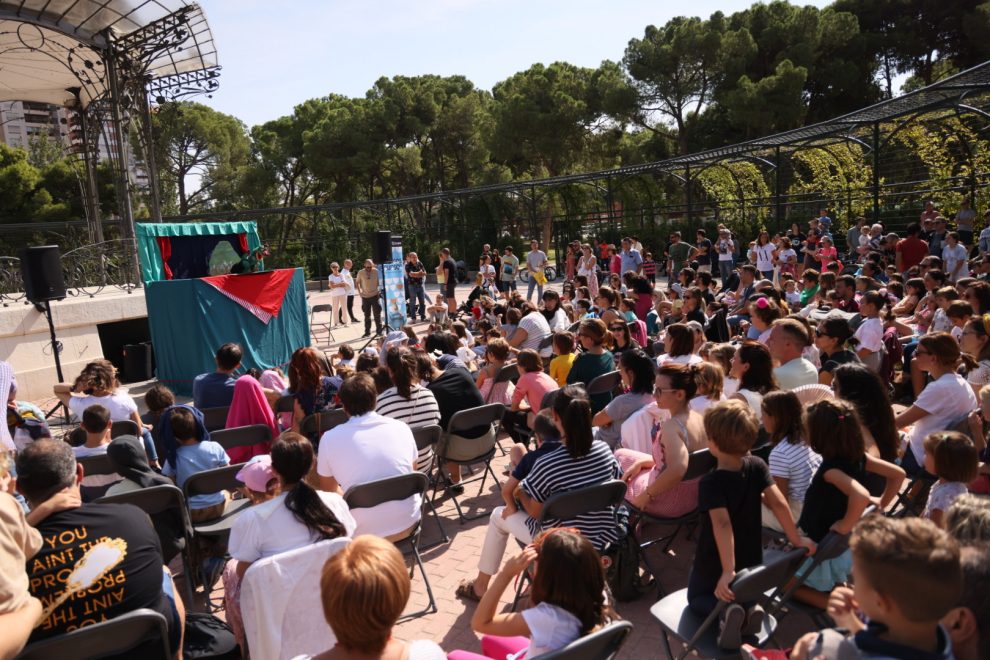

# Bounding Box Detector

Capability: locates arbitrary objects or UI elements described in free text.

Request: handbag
[475,272,483,286]
[534,269,547,286]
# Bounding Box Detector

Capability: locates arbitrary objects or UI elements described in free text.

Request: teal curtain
[136,221,262,284]
[146,267,309,397]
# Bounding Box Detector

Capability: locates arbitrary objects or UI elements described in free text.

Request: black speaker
[18,245,66,303]
[371,230,392,264]
[123,342,154,382]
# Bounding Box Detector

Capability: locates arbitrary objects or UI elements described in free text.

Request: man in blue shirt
[192,343,242,409]
[619,237,643,276]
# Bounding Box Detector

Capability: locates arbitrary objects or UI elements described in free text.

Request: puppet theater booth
[138,221,309,397]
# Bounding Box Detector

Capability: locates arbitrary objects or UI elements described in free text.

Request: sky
[198,0,836,129]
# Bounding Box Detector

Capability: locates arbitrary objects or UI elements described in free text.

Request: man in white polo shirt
[317,373,420,539]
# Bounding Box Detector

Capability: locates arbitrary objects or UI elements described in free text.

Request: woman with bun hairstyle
[566,318,615,414]
[616,363,709,517]
[814,317,862,387]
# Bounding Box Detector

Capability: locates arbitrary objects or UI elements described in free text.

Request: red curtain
[238,233,249,254]
[156,237,173,280]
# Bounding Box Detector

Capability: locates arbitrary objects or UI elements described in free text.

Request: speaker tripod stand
[40,300,68,422]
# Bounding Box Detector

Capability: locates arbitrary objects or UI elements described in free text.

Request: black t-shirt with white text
[27,503,174,648]
[694,456,775,582]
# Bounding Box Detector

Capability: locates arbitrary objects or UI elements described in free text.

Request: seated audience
[505,349,557,443]
[768,318,818,390]
[54,359,158,467]
[141,384,174,457]
[791,516,961,660]
[0,452,41,660]
[290,347,342,443]
[73,404,122,496]
[831,363,901,464]
[814,317,862,387]
[475,338,513,405]
[728,341,778,413]
[549,331,577,388]
[317,374,419,539]
[453,529,614,660]
[193,342,242,408]
[593,350,655,449]
[687,400,813,650]
[759,391,821,531]
[16,439,185,655]
[377,346,441,473]
[656,323,703,367]
[689,361,726,413]
[302,535,446,660]
[922,431,979,527]
[160,405,230,522]
[942,543,990,660]
[508,301,553,359]
[567,318,616,414]
[456,385,621,601]
[609,319,640,362]
[224,374,279,463]
[502,409,562,497]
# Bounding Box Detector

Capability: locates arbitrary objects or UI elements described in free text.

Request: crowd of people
[1,205,990,660]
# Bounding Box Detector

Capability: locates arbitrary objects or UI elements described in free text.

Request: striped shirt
[767,439,822,503]
[376,385,441,472]
[522,440,622,549]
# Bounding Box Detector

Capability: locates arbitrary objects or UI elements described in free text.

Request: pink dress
[566,253,576,282]
[614,418,700,518]
[478,373,513,405]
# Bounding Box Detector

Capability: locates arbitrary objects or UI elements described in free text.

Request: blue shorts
[162,568,182,654]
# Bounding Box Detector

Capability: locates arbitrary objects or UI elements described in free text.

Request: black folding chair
[411,425,449,548]
[538,621,633,660]
[274,395,296,414]
[586,370,622,398]
[14,608,171,660]
[77,452,116,477]
[310,303,336,344]
[511,387,561,447]
[183,464,253,612]
[300,409,348,438]
[210,424,273,457]
[344,473,437,618]
[651,548,809,660]
[483,364,519,404]
[628,449,717,598]
[539,334,555,370]
[200,406,230,432]
[69,419,142,447]
[433,403,504,524]
[510,480,627,610]
[97,485,197,610]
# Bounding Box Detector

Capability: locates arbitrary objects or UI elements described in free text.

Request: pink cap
[235,455,276,492]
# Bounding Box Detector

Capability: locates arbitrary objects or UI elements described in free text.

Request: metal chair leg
[400,541,438,619]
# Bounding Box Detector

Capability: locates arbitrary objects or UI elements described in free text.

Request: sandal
[456,579,482,602]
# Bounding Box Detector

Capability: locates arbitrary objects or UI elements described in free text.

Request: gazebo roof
[0,0,217,106]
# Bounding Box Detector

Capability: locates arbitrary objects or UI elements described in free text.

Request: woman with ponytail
[376,346,441,473]
[616,363,709,518]
[456,385,622,602]
[567,318,616,414]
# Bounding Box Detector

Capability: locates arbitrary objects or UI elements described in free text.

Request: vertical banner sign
[382,236,406,330]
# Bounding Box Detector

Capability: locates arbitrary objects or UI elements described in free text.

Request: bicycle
[518,264,557,283]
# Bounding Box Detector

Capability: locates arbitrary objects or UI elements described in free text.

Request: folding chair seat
[627,449,716,598]
[536,621,633,660]
[14,608,171,660]
[411,425,449,548]
[651,548,808,660]
[210,424,273,457]
[274,395,296,414]
[344,473,437,618]
[432,403,505,524]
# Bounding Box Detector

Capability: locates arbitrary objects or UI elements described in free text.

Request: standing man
[955,198,976,246]
[619,237,643,276]
[846,216,866,255]
[405,252,426,322]
[440,248,458,313]
[715,228,735,285]
[342,259,358,325]
[525,239,547,302]
[695,229,713,274]
[356,259,382,338]
[929,217,949,256]
[666,231,695,283]
[501,245,519,301]
[920,200,939,225]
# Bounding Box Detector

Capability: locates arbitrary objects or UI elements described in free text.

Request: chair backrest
[97,484,188,519]
[448,403,504,436]
[78,452,116,476]
[586,370,621,396]
[538,621,633,660]
[14,608,171,660]
[538,333,555,350]
[567,321,581,333]
[343,472,429,511]
[486,364,519,402]
[537,480,627,528]
[680,449,716,482]
[111,419,140,438]
[540,387,560,411]
[211,424,273,452]
[301,409,348,437]
[275,395,296,414]
[183,464,244,500]
[311,304,333,314]
[200,406,230,431]
[730,547,809,603]
[411,425,443,453]
[241,538,350,660]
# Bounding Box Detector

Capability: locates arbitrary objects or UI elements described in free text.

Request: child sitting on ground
[790,516,961,660]
[161,405,231,522]
[427,294,449,327]
[501,308,522,341]
[476,339,513,406]
[501,410,561,504]
[549,331,577,388]
[690,400,814,650]
[922,431,979,528]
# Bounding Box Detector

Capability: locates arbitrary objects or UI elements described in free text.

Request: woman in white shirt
[727,341,778,414]
[754,231,776,280]
[960,315,990,396]
[894,332,978,475]
[479,254,496,295]
[327,262,349,327]
[942,231,969,283]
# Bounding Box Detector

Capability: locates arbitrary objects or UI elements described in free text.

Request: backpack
[183,613,239,660]
[601,509,648,602]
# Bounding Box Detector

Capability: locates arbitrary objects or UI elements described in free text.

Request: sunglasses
[814,328,831,338]
[609,326,626,332]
